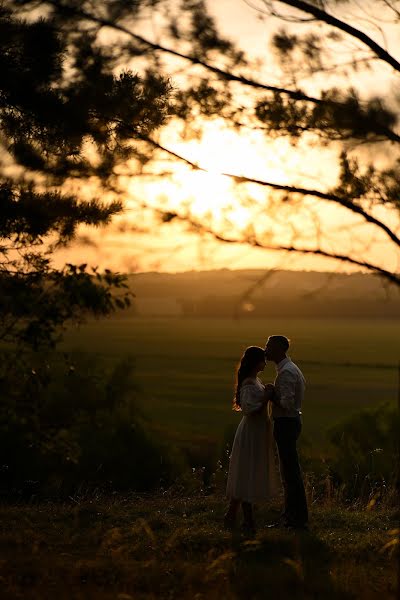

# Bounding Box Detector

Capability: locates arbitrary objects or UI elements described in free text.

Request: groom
[264,335,308,529]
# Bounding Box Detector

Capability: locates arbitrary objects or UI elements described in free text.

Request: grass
[0,491,398,599]
[61,316,400,451]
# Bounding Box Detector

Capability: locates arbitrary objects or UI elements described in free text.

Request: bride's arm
[241,385,266,415]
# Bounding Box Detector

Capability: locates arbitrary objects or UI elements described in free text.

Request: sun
[128,119,316,234]
[174,170,233,217]
[157,121,291,227]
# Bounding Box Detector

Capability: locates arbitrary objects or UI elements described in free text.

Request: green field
[61,316,400,454]
[2,317,398,600]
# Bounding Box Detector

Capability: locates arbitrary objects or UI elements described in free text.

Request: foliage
[327,403,400,499]
[0,1,171,349]
[0,260,132,349]
[13,0,399,284]
[2,0,399,352]
[0,352,184,497]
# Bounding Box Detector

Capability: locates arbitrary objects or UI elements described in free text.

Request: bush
[0,352,185,498]
[327,403,399,500]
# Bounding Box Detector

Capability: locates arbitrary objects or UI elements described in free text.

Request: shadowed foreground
[0,495,397,599]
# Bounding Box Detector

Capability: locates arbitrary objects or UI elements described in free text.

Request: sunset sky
[54,0,400,275]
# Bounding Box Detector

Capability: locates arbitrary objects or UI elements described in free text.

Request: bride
[224,345,279,533]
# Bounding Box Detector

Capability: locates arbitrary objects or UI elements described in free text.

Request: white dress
[225,378,280,503]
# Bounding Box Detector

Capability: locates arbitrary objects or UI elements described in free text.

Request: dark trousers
[273,417,308,526]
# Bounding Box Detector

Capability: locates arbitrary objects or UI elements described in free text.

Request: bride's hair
[232,346,265,411]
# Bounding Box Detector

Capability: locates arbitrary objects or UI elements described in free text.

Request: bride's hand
[264,383,275,401]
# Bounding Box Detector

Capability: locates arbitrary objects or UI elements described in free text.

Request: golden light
[173,170,233,219]
[106,119,399,274]
[149,120,300,230]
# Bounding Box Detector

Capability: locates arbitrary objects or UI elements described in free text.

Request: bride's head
[232,346,265,411]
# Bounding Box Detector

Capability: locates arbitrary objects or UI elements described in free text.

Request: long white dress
[225,378,280,503]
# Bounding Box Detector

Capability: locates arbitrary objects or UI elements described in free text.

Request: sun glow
[110,119,400,274]
[143,121,303,230]
[174,170,233,218]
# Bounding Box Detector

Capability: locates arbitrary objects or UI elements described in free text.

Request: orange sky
[54,0,400,276]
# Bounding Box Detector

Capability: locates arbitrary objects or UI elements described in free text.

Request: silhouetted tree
[5,0,400,287]
[0,1,171,348]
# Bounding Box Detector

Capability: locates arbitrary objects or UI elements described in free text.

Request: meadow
[62,316,400,456]
[2,319,398,600]
[0,496,397,600]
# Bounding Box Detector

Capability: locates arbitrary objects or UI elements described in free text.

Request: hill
[124,269,399,318]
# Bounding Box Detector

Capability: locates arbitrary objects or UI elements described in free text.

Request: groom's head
[264,335,290,363]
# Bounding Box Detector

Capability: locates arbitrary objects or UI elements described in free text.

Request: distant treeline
[122,269,399,319]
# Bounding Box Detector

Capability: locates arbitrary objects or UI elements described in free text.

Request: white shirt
[272,357,306,419]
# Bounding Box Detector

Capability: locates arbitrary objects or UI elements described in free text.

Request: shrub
[327,403,399,500]
[0,352,185,498]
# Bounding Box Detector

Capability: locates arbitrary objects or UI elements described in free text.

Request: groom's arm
[276,371,297,411]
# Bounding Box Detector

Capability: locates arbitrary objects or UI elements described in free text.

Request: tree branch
[139,134,400,249]
[149,203,400,286]
[44,0,321,102]
[276,0,400,72]
[44,1,400,145]
[381,0,400,20]
[38,1,323,109]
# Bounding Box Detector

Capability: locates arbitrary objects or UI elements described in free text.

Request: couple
[224,335,308,533]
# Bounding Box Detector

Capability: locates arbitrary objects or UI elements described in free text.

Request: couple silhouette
[224,335,308,533]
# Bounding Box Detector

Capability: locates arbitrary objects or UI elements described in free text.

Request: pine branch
[42,0,400,147]
[277,0,400,72]
[44,0,321,102]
